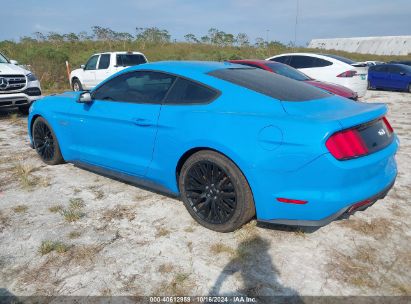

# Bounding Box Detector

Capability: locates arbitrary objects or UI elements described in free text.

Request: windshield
[0,52,10,63]
[265,62,312,81]
[322,54,355,64]
[116,54,147,67]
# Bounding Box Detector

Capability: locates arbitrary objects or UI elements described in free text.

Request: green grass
[59,198,86,222]
[39,240,69,255]
[12,205,28,213]
[69,198,85,210]
[68,231,82,239]
[61,209,84,222]
[49,205,63,213]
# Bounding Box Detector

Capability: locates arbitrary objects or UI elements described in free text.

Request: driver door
[82,55,99,89]
[67,71,176,176]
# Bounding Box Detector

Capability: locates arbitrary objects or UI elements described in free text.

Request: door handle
[133,118,153,127]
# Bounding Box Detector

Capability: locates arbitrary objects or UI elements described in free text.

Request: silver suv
[0,52,42,114]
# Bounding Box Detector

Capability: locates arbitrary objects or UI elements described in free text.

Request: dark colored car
[229,59,358,100]
[368,64,411,92]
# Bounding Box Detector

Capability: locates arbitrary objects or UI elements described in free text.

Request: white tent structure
[308,36,411,56]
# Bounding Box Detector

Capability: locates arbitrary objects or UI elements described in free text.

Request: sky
[0,0,410,45]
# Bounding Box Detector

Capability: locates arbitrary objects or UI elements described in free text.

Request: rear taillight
[382,117,394,133]
[337,70,357,78]
[326,129,368,160]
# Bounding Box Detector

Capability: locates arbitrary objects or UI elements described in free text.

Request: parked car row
[28,60,399,232]
[266,53,369,97]
[228,59,358,100]
[2,49,410,116]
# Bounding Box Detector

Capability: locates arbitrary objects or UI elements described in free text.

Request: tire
[32,117,64,165]
[18,105,30,115]
[367,80,374,90]
[408,83,411,93]
[179,150,255,232]
[72,79,83,91]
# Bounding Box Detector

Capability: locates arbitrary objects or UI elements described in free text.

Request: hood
[71,68,83,74]
[49,91,80,98]
[281,95,387,129]
[304,80,356,98]
[0,63,30,75]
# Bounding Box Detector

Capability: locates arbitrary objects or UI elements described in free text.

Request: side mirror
[81,64,85,69]
[400,72,406,76]
[78,92,92,104]
[9,59,18,65]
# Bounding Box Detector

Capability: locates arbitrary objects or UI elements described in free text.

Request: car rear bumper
[0,92,42,109]
[338,78,367,98]
[251,136,399,225]
[258,177,395,227]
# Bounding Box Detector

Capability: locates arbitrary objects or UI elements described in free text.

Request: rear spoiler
[351,62,368,68]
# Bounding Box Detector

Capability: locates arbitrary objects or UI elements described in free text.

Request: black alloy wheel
[32,117,64,165]
[179,150,255,232]
[184,160,237,224]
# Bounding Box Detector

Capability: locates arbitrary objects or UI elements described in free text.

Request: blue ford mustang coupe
[28,61,398,232]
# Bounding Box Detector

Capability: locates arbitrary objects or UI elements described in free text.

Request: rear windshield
[208,68,330,101]
[265,62,312,81]
[116,54,147,67]
[322,54,355,64]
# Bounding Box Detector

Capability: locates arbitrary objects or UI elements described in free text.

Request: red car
[229,59,358,100]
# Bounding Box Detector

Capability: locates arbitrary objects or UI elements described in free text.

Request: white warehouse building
[308,36,411,56]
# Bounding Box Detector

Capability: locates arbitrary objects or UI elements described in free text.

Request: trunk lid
[282,96,394,159]
[281,95,387,129]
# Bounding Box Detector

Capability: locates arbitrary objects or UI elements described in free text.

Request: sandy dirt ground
[0,90,410,298]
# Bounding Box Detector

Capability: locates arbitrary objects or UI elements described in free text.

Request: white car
[70,51,148,91]
[363,61,385,67]
[266,53,368,97]
[0,52,42,113]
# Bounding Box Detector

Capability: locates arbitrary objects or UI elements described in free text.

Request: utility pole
[266,29,270,47]
[294,0,299,49]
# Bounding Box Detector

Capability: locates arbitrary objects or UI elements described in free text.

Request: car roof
[267,52,330,59]
[92,51,145,56]
[125,60,247,75]
[229,59,271,64]
[266,52,352,64]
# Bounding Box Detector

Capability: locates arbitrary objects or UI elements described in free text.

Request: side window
[388,66,401,73]
[370,66,380,72]
[98,54,110,69]
[92,71,176,104]
[380,66,389,72]
[313,58,333,67]
[85,55,99,70]
[116,54,147,67]
[270,56,290,65]
[289,56,315,69]
[165,77,218,104]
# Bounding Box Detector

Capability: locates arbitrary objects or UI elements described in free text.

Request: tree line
[10,26,289,48]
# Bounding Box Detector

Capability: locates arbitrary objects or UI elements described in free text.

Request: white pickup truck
[0,52,42,114]
[70,51,148,91]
